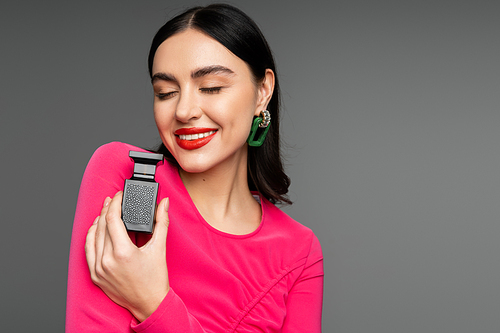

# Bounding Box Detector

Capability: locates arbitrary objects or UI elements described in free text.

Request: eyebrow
[191,65,235,79]
[151,72,176,84]
[151,65,235,84]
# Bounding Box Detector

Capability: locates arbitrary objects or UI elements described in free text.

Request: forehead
[152,28,249,77]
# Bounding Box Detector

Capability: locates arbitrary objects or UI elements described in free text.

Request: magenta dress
[66,142,324,332]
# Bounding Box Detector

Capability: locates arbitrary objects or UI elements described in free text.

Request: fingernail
[104,197,111,207]
[164,197,169,212]
[93,216,99,224]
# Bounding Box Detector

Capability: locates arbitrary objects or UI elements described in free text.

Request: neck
[179,147,261,235]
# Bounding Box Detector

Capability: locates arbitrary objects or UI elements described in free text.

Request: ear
[254,69,275,116]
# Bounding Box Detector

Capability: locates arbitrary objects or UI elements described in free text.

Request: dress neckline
[171,166,266,239]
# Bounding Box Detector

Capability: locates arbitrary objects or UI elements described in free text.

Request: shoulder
[84,141,178,192]
[86,141,162,172]
[81,142,151,189]
[89,141,145,165]
[261,199,323,266]
[262,198,317,240]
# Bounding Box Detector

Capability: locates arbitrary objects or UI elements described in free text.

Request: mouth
[174,128,218,150]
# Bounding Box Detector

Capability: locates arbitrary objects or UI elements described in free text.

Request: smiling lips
[174,127,217,150]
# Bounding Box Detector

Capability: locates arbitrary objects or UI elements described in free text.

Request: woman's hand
[85,192,170,322]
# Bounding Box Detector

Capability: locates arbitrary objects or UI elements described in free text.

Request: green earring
[247,110,271,147]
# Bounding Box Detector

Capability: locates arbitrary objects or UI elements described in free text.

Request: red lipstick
[174,127,217,150]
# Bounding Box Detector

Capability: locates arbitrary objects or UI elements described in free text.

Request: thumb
[151,197,170,247]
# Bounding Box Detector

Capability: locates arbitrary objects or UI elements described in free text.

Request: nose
[175,90,202,123]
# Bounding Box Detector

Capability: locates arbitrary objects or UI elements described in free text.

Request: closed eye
[200,87,222,94]
[155,91,178,100]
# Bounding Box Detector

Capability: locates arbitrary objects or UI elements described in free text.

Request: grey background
[1,0,499,332]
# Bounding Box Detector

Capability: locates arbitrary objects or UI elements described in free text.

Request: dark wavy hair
[148,3,291,205]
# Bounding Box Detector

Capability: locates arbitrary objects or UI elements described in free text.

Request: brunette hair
[148,3,291,205]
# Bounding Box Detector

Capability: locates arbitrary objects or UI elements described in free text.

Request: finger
[105,191,132,250]
[150,197,170,247]
[95,197,112,265]
[102,213,115,260]
[85,216,99,277]
[102,192,124,254]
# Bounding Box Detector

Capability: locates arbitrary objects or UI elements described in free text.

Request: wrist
[132,286,170,322]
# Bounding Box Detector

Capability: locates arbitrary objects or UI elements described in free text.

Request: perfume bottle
[121,150,163,233]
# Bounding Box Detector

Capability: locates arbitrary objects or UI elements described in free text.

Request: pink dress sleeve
[66,142,209,332]
[282,235,324,332]
[130,289,205,332]
[66,142,137,332]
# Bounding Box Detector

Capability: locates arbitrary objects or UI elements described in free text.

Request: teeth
[179,130,215,141]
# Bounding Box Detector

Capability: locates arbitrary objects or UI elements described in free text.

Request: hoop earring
[247,110,271,147]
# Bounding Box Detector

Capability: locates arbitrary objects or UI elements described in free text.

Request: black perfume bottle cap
[129,151,163,181]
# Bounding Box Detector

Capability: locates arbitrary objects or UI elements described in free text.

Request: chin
[175,156,215,174]
[179,165,208,174]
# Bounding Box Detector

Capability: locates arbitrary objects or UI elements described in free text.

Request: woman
[66,4,323,332]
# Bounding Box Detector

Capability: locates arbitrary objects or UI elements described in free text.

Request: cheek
[153,108,162,128]
[153,107,174,147]
[153,104,171,129]
[213,90,258,127]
